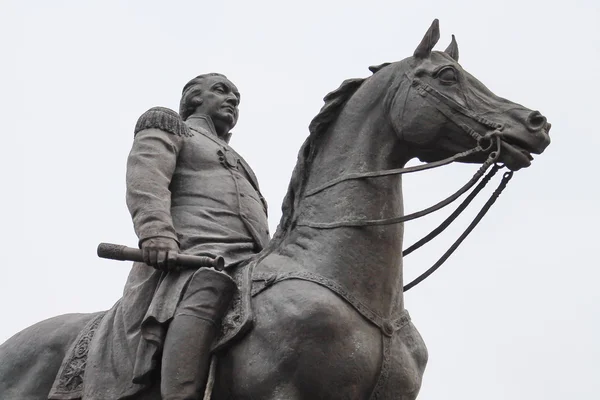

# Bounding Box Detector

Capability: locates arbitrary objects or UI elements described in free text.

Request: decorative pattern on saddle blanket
[48,313,105,400]
[46,263,251,400]
[46,264,256,400]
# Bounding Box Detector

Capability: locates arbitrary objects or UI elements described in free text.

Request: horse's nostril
[527,111,547,131]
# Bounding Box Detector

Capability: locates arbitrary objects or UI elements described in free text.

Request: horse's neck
[283,93,411,317]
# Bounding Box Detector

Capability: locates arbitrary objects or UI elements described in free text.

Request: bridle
[297,70,514,291]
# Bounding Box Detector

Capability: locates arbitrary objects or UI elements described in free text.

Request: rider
[84,73,269,400]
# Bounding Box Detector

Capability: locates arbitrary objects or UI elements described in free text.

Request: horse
[0,20,551,400]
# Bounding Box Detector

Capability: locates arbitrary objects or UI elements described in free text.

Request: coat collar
[185,115,220,139]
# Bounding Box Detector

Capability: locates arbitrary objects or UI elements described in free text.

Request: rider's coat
[128,109,269,262]
[82,108,269,399]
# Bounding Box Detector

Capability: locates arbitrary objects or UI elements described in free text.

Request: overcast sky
[1,1,598,399]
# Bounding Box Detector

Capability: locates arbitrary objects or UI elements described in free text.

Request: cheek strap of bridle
[409,73,504,133]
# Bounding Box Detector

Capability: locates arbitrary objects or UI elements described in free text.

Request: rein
[298,139,500,229]
[403,169,513,291]
[297,71,514,290]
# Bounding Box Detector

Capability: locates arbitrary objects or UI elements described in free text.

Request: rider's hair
[179,73,229,120]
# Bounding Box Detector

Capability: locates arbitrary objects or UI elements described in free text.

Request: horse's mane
[263,63,392,253]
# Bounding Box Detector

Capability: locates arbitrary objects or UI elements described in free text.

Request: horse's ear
[444,34,459,61]
[414,19,440,59]
[369,62,391,73]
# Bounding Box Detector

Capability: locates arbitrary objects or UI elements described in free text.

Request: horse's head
[387,20,551,171]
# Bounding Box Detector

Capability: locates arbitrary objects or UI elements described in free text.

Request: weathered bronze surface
[0,20,550,400]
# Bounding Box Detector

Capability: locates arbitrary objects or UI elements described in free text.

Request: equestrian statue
[0,20,551,400]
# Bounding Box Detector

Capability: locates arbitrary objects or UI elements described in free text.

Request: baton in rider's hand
[97,242,225,271]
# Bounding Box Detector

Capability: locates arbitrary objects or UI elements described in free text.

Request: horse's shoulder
[255,279,376,339]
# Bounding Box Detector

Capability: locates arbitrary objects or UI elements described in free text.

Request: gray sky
[1,1,599,399]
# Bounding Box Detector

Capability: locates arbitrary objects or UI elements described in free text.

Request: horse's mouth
[499,136,535,169]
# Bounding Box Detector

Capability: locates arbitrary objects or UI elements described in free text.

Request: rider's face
[193,76,240,134]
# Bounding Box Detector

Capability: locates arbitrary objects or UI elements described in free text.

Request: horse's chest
[371,320,428,400]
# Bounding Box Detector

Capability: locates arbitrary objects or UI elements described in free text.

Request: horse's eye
[437,67,457,84]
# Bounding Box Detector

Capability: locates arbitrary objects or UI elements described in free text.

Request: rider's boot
[160,268,236,400]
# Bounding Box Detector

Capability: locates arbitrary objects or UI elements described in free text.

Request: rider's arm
[126,108,185,247]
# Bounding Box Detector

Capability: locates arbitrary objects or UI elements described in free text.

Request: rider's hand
[140,237,180,272]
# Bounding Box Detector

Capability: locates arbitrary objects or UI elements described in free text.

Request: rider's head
[179,73,241,139]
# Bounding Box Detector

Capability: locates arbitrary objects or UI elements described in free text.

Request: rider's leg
[160,268,235,400]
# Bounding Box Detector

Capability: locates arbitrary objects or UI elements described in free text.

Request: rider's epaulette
[134,107,193,138]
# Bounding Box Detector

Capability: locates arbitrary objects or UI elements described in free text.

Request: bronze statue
[0,20,551,400]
